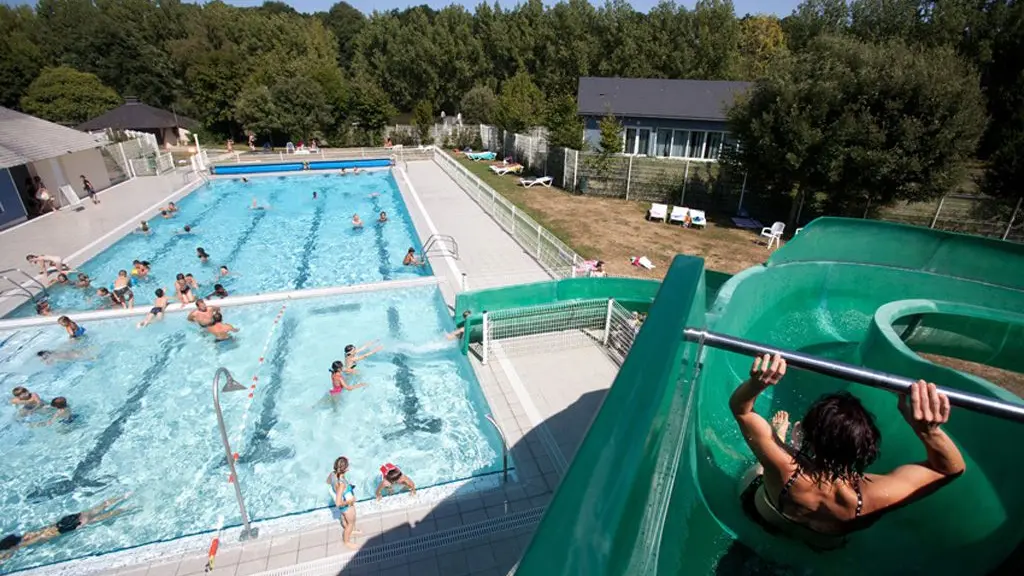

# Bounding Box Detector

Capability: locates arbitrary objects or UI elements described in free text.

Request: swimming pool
[0,285,503,572]
[7,171,430,317]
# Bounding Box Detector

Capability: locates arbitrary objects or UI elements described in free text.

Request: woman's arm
[868,381,965,509]
[730,354,793,474]
[402,476,416,495]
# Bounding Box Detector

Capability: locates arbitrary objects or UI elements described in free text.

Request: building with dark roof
[78,97,197,147]
[577,77,750,160]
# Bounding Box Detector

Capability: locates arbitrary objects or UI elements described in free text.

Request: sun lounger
[466,151,497,161]
[630,256,655,270]
[647,203,668,222]
[689,209,707,228]
[489,164,523,175]
[519,176,553,187]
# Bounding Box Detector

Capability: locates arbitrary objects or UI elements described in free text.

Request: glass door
[624,128,638,154]
[656,129,672,157]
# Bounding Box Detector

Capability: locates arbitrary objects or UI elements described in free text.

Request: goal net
[480,298,641,366]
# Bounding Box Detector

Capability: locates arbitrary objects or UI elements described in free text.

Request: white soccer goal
[480,298,641,366]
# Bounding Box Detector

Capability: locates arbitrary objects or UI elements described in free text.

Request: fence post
[625,155,634,201]
[536,225,542,259]
[511,205,516,236]
[681,160,690,206]
[1003,197,1023,240]
[481,312,490,365]
[118,143,133,178]
[563,148,569,188]
[930,196,947,229]
[572,254,578,278]
[603,299,615,346]
[573,150,579,192]
[461,272,468,292]
[737,171,748,212]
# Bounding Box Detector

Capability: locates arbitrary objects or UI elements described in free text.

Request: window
[624,128,637,154]
[705,132,724,160]
[622,127,654,155]
[636,129,652,156]
[688,132,706,160]
[671,130,688,158]
[656,129,672,157]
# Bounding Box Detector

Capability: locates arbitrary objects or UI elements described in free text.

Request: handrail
[0,267,49,302]
[212,367,259,540]
[682,328,1024,424]
[485,414,510,483]
[423,234,459,260]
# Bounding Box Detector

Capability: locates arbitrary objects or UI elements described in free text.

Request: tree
[20,66,120,125]
[412,100,434,144]
[349,75,396,145]
[728,35,986,222]
[782,0,850,51]
[234,85,280,145]
[598,112,623,154]
[738,15,787,79]
[318,2,365,67]
[546,94,583,149]
[0,5,44,109]
[460,85,497,124]
[495,70,544,134]
[272,76,332,142]
[689,0,741,80]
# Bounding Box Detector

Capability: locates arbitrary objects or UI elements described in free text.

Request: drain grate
[256,506,545,575]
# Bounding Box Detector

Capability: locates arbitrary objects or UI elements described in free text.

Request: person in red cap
[375,463,416,501]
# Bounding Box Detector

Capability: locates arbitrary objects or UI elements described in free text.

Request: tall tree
[737,15,787,79]
[349,75,396,144]
[598,112,623,153]
[20,66,121,125]
[546,93,584,149]
[412,100,434,143]
[689,0,741,80]
[782,0,850,51]
[460,84,498,124]
[272,76,332,142]
[234,85,280,145]
[728,35,986,220]
[494,70,545,134]
[0,5,44,109]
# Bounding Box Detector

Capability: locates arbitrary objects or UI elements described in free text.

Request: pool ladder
[423,234,459,260]
[0,268,49,306]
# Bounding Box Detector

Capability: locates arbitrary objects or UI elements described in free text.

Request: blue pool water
[7,171,430,317]
[0,286,503,572]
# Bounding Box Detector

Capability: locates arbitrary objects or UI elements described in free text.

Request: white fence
[432,149,584,278]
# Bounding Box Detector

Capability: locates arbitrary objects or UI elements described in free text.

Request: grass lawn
[454,155,772,278]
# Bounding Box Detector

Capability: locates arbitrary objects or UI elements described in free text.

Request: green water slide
[505,218,1024,575]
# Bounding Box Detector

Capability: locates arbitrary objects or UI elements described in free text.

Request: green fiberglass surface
[514,218,1024,575]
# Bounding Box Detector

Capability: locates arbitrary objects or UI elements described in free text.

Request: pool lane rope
[226,303,287,482]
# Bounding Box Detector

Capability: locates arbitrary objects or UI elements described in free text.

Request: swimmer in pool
[95,288,121,309]
[160,210,172,219]
[733,354,965,550]
[75,273,91,288]
[136,220,150,234]
[343,341,383,373]
[241,177,249,184]
[138,261,151,278]
[378,211,387,223]
[113,270,134,309]
[206,312,238,342]
[187,299,218,327]
[328,360,367,397]
[196,247,210,264]
[250,197,267,210]
[447,310,472,340]
[206,284,229,299]
[32,396,73,427]
[10,387,43,414]
[339,168,347,176]
[375,463,416,500]
[352,213,363,228]
[217,265,231,279]
[36,349,95,364]
[402,247,424,267]
[312,191,318,200]
[137,288,169,328]
[130,260,142,277]
[51,273,70,286]
[175,273,195,306]
[177,225,194,235]
[35,300,52,316]
[0,495,131,562]
[57,316,86,339]
[166,201,179,213]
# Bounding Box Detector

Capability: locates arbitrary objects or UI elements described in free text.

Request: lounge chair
[647,203,668,222]
[519,176,553,187]
[466,151,497,162]
[489,164,523,176]
[669,206,690,225]
[760,221,785,249]
[689,209,707,228]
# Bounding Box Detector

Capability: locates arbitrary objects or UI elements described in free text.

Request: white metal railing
[156,152,174,174]
[432,150,583,278]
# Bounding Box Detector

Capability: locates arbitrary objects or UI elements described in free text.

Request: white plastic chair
[688,209,707,229]
[647,203,668,222]
[669,206,689,225]
[519,176,553,187]
[760,221,785,249]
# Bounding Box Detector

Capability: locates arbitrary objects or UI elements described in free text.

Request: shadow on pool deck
[339,389,609,576]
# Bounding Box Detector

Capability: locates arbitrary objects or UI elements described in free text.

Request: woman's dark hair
[0,534,22,550]
[176,273,185,280]
[796,392,881,483]
[51,397,67,409]
[385,468,402,482]
[330,360,344,373]
[334,456,349,475]
[212,312,223,323]
[344,344,355,354]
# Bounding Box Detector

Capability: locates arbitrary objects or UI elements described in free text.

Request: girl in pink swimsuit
[329,361,367,398]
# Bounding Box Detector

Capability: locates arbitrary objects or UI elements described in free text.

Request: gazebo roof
[78,98,198,132]
[0,106,102,170]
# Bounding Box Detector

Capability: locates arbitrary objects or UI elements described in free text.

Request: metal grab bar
[485,414,510,483]
[682,328,1024,424]
[212,368,259,540]
[0,267,50,302]
[423,234,459,260]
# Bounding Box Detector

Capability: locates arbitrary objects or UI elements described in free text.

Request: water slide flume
[682,328,1024,424]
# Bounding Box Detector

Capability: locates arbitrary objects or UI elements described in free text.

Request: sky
[2,0,802,17]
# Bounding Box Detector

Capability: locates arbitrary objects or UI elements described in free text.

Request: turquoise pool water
[8,171,430,317]
[0,286,503,572]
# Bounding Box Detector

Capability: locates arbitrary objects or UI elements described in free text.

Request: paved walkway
[16,158,622,576]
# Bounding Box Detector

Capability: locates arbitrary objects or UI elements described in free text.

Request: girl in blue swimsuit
[58,316,85,339]
[327,456,359,549]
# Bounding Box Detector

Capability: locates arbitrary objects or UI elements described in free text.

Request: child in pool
[57,316,85,339]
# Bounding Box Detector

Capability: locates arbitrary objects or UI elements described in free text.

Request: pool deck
[10,158,622,576]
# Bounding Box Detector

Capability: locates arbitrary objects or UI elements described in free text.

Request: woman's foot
[771,411,790,443]
[344,541,359,550]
